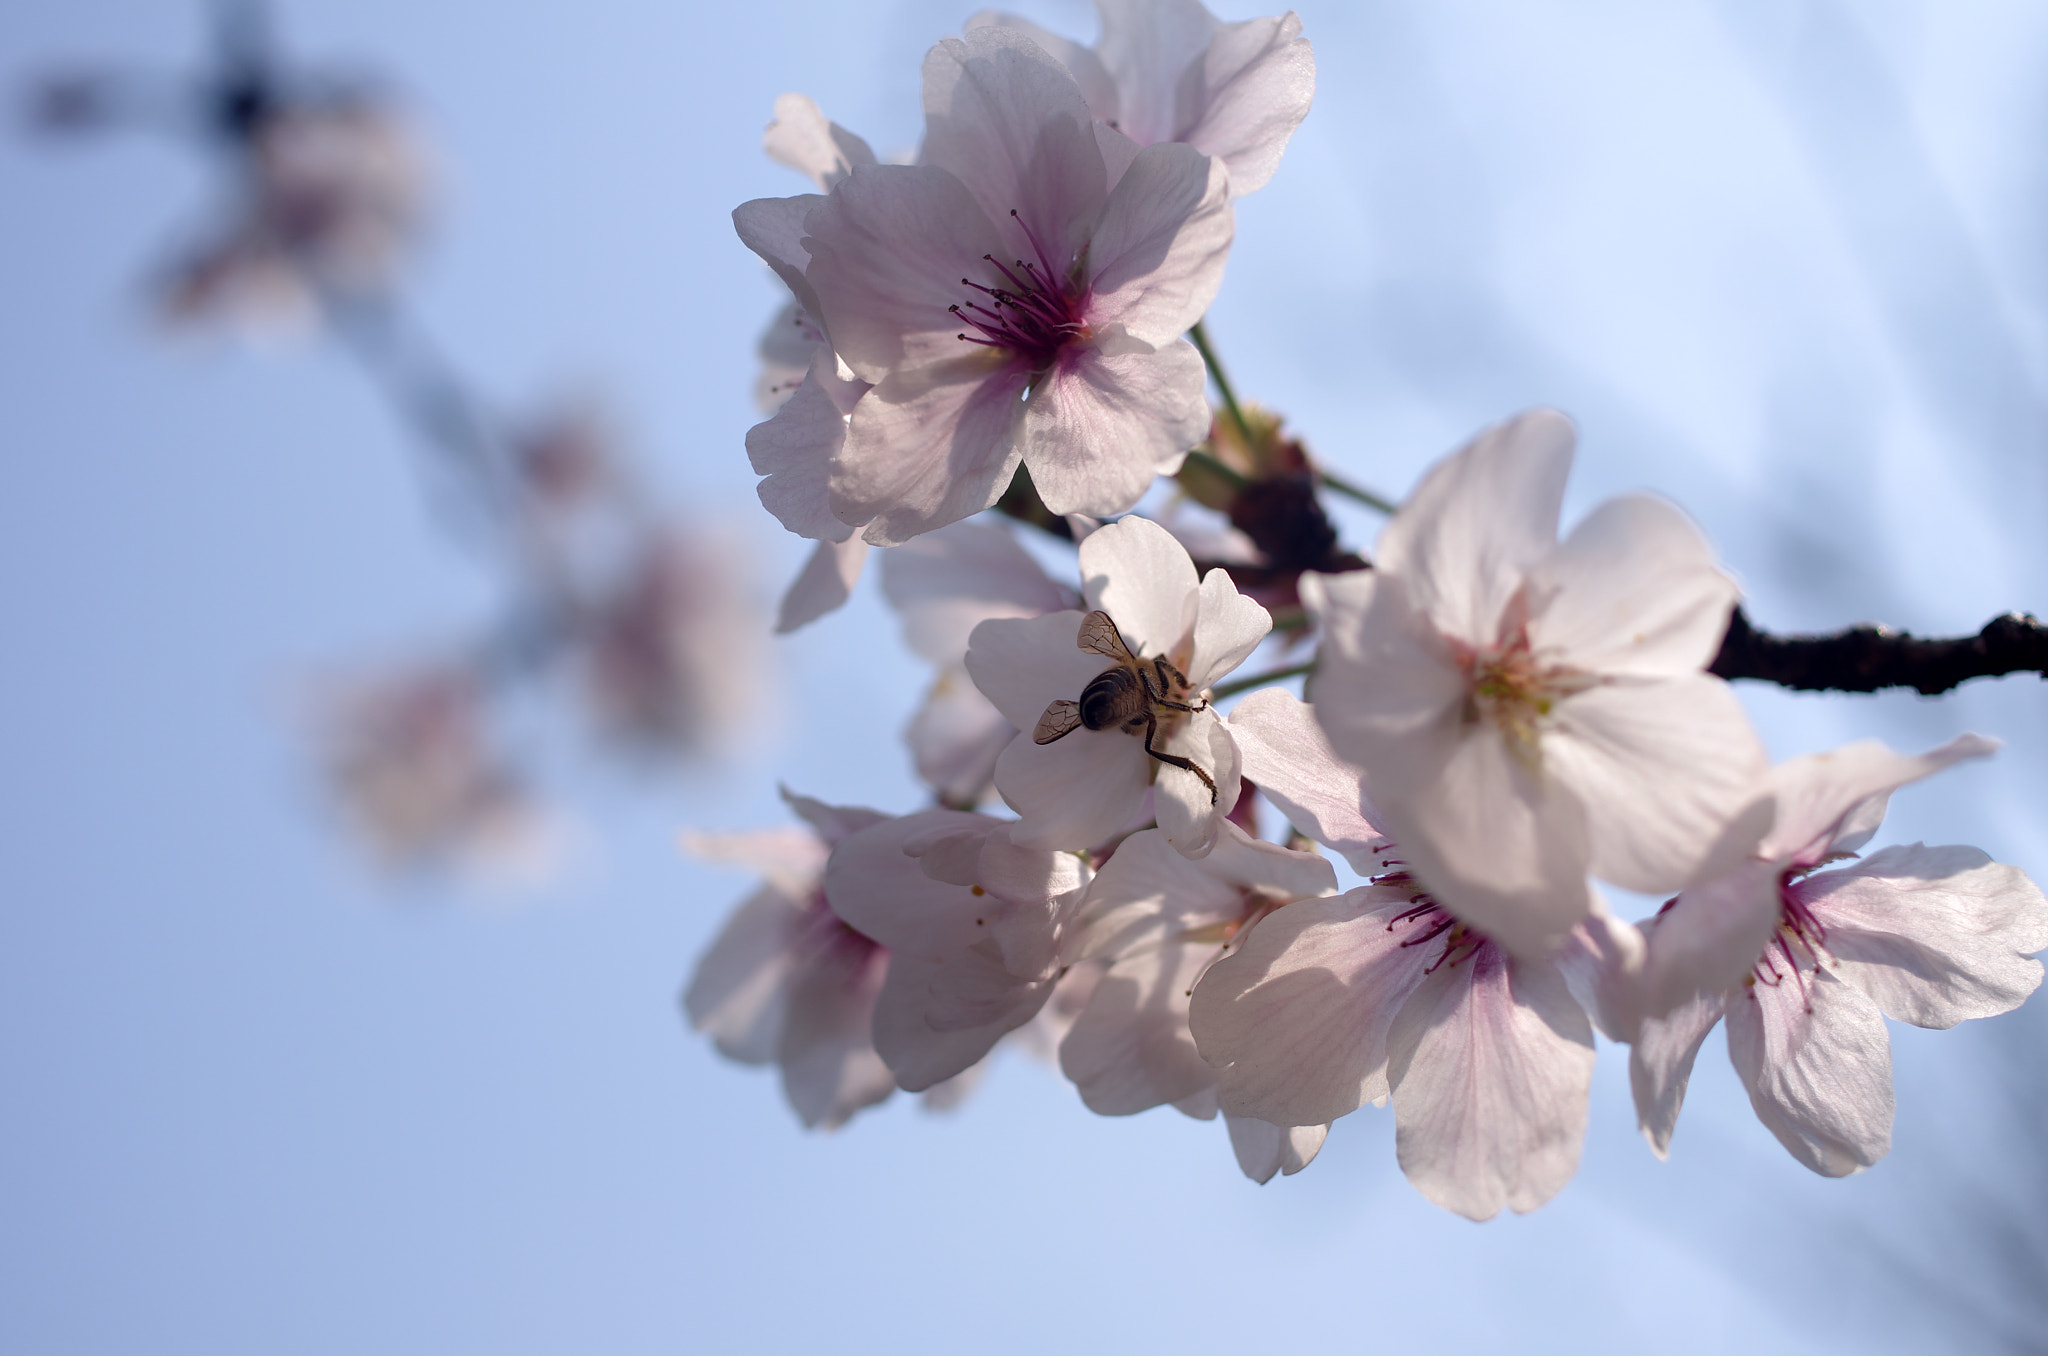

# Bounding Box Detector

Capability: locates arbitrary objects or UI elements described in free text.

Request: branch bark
[1711,608,2048,696]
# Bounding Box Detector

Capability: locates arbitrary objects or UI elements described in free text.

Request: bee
[1032,610,1218,805]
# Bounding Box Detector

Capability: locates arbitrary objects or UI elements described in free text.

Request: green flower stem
[1188,318,1252,442]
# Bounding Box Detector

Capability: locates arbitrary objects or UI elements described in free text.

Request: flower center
[1454,626,1592,764]
[950,210,1089,369]
[1376,854,1489,973]
[1745,877,1832,1012]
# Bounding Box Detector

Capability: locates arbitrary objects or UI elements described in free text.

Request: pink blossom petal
[881,519,1072,664]
[1079,514,1200,659]
[1186,567,1271,692]
[681,826,828,896]
[1545,673,1769,895]
[1153,708,1241,857]
[1372,408,1576,647]
[775,537,870,634]
[1022,338,1209,518]
[1075,822,1331,962]
[904,670,1014,806]
[994,723,1152,851]
[964,609,1099,730]
[1224,689,1384,872]
[1095,0,1220,146]
[1525,495,1739,678]
[1760,735,1998,865]
[1553,908,1648,1042]
[778,939,895,1129]
[1805,843,2048,1028]
[1225,1115,1328,1184]
[1086,142,1232,346]
[1367,716,1597,963]
[749,363,859,544]
[1726,967,1893,1177]
[1628,984,1728,1159]
[1059,942,1219,1114]
[1636,855,1782,1020]
[682,882,803,1064]
[763,92,876,190]
[835,360,1030,545]
[803,164,1011,379]
[920,28,1108,261]
[871,953,1036,1091]
[1385,949,1595,1220]
[824,812,995,955]
[780,790,890,849]
[1304,569,1466,761]
[733,193,826,320]
[926,943,1060,1033]
[1191,884,1430,1126]
[1177,12,1316,196]
[962,11,1121,123]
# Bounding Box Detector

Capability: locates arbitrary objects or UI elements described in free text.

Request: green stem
[1188,318,1251,441]
[1179,447,1247,489]
[1209,660,1315,701]
[1316,465,1399,515]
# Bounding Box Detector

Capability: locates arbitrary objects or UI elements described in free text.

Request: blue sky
[3,1,2046,1351]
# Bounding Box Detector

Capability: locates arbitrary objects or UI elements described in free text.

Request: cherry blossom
[312,664,548,875]
[967,0,1315,196]
[1629,738,2048,1175]
[1306,408,1769,962]
[161,96,424,329]
[966,515,1269,856]
[801,27,1232,544]
[879,520,1076,806]
[683,793,898,1129]
[821,808,1093,1091]
[1189,858,1598,1220]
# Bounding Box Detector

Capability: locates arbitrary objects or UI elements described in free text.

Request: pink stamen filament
[949,210,1088,367]
[1749,879,1832,1012]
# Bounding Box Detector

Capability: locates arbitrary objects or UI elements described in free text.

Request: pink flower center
[950,210,1089,369]
[1452,625,1594,762]
[1375,853,1490,973]
[1746,877,1832,1012]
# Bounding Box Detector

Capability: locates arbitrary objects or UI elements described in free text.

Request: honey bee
[1032,610,1218,805]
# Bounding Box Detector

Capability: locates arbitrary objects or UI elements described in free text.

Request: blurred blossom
[879,519,1076,807]
[313,665,547,874]
[159,96,425,331]
[576,527,765,760]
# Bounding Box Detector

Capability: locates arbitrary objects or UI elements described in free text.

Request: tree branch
[1711,607,2048,696]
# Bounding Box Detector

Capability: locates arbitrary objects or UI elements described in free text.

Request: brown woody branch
[1711,607,2048,696]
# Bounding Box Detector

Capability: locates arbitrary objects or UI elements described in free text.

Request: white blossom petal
[1726,966,1893,1176]
[1079,514,1200,659]
[993,722,1153,852]
[682,882,803,1064]
[1371,408,1576,647]
[1385,949,1595,1220]
[1629,986,1728,1159]
[1152,707,1240,857]
[1086,142,1232,346]
[1225,688,1384,872]
[871,952,1036,1091]
[1525,495,1739,678]
[824,811,997,955]
[1225,1114,1328,1184]
[836,360,1029,545]
[1761,735,1998,866]
[964,609,1100,731]
[1060,942,1218,1114]
[733,193,827,320]
[1807,843,2048,1029]
[1636,855,1783,1020]
[775,537,870,634]
[1553,907,1648,1042]
[1544,675,1768,895]
[1021,337,1208,518]
[1095,0,1220,147]
[749,364,859,544]
[777,935,895,1129]
[763,92,877,190]
[1191,884,1429,1125]
[1186,567,1271,691]
[780,790,890,849]
[962,10,1121,123]
[920,28,1109,260]
[1176,12,1315,196]
[905,670,1014,806]
[881,519,1072,664]
[1074,821,1333,962]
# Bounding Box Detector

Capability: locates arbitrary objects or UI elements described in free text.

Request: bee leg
[1146,656,1200,712]
[1140,712,1218,806]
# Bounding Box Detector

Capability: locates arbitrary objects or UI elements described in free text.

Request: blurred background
[3,0,2045,1351]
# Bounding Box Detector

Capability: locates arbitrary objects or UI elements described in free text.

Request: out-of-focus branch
[1712,607,2048,695]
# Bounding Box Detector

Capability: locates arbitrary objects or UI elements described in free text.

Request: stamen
[946,219,1089,366]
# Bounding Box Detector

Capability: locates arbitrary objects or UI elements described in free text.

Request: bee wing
[1076,610,1137,664]
[1032,699,1083,744]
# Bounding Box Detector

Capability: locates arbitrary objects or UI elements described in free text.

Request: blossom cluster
[690,0,2048,1218]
